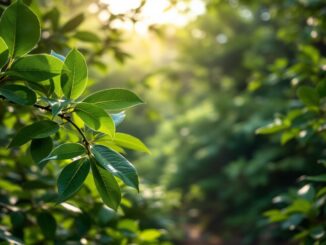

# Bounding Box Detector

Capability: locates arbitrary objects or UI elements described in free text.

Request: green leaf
[263,209,287,222]
[140,229,161,242]
[256,121,288,135]
[9,120,59,147]
[297,86,320,107]
[74,102,115,137]
[43,143,85,161]
[317,79,326,98]
[61,49,88,99]
[74,31,101,43]
[57,158,90,203]
[304,174,326,182]
[0,0,40,57]
[0,37,9,68]
[27,79,55,97]
[114,133,150,154]
[91,159,121,210]
[0,84,36,105]
[91,144,139,190]
[7,54,63,82]
[83,89,143,111]
[30,137,53,164]
[61,13,84,33]
[36,212,56,239]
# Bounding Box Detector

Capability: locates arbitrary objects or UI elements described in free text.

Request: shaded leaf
[0,84,36,105]
[43,143,85,161]
[91,159,121,210]
[30,137,53,163]
[9,120,59,147]
[61,13,84,33]
[297,86,320,107]
[74,31,101,43]
[36,212,56,239]
[57,158,90,203]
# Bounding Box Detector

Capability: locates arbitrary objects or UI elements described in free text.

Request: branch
[33,104,91,154]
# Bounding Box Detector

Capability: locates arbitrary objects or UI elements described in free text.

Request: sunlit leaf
[61,49,87,99]
[83,89,143,111]
[0,0,40,57]
[114,133,150,154]
[74,102,115,137]
[7,54,63,82]
[0,37,9,68]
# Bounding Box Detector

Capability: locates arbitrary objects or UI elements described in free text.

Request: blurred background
[0,0,325,244]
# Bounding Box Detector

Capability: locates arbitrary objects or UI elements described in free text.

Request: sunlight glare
[94,0,206,34]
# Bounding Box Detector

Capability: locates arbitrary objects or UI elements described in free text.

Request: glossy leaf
[0,0,40,57]
[83,89,143,111]
[9,120,59,147]
[50,50,65,61]
[114,133,150,154]
[111,111,126,127]
[91,159,121,210]
[61,49,88,99]
[0,37,8,68]
[0,84,36,105]
[44,143,85,161]
[7,54,63,82]
[30,137,53,164]
[91,144,139,190]
[43,97,71,116]
[57,158,90,203]
[74,102,115,137]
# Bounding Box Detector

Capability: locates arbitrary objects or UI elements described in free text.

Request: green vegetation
[0,0,325,244]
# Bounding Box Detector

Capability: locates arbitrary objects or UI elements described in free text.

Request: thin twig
[33,104,91,155]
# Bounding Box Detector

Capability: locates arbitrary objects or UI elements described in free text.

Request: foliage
[131,0,326,243]
[0,1,165,244]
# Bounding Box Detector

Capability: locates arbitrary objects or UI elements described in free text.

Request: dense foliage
[1,0,325,244]
[132,0,326,244]
[0,1,165,244]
